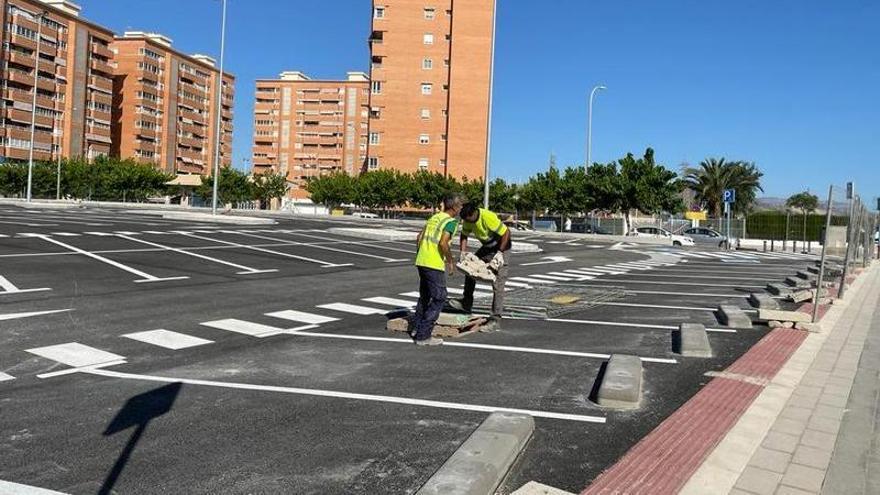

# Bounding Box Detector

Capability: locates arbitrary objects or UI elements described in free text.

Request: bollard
[783,240,787,251]
[763,240,767,252]
[793,241,797,253]
[771,240,775,252]
[807,241,812,254]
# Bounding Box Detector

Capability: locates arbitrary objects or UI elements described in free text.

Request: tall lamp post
[586,85,606,168]
[211,0,228,215]
[482,0,498,209]
[26,11,48,202]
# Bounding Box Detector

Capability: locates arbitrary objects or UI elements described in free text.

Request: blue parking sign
[723,189,736,203]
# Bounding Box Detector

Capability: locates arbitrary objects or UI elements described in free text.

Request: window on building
[422,58,433,70]
[442,109,448,117]
[374,6,385,18]
[370,107,381,119]
[368,157,379,170]
[441,134,447,141]
[423,33,434,45]
[418,158,429,170]
[420,108,431,119]
[419,134,430,145]
[421,83,433,95]
[371,81,382,94]
[444,59,450,68]
[369,132,380,145]
[424,8,435,20]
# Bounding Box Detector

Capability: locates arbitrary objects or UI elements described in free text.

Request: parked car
[629,226,695,247]
[681,227,739,249]
[351,212,378,219]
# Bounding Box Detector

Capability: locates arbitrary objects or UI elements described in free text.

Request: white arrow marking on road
[0,309,72,321]
[520,256,573,266]
[0,275,51,295]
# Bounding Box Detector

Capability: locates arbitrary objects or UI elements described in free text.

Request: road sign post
[723,189,736,250]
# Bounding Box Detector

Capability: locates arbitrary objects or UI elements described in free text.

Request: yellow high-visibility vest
[415,212,455,270]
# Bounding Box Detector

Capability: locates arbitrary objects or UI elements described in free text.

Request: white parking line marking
[279,230,415,254]
[201,319,292,338]
[564,269,605,276]
[518,317,737,334]
[548,271,594,280]
[586,267,628,274]
[610,263,653,271]
[122,329,214,350]
[626,289,751,298]
[265,310,340,325]
[0,309,72,321]
[114,231,141,236]
[174,232,349,268]
[223,230,408,263]
[85,368,607,423]
[362,296,418,308]
[0,480,70,494]
[594,301,717,311]
[585,278,767,288]
[317,303,388,315]
[24,234,189,283]
[0,372,15,382]
[114,233,277,276]
[505,280,532,288]
[511,276,556,284]
[0,275,51,295]
[615,272,783,281]
[26,342,126,368]
[50,232,80,237]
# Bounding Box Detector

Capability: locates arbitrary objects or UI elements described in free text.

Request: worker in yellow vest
[412,194,465,346]
[449,202,511,331]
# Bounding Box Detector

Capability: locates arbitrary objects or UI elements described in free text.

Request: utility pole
[26,11,47,202]
[211,0,228,215]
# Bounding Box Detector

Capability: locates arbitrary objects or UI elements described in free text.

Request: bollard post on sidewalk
[813,185,834,323]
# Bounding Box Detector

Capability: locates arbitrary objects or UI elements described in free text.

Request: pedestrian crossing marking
[362,296,418,308]
[317,302,388,315]
[510,276,556,284]
[0,480,70,494]
[265,310,340,325]
[548,271,594,280]
[200,319,287,338]
[123,329,213,350]
[26,342,125,368]
[50,232,80,237]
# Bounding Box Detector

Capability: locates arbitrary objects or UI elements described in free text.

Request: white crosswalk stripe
[265,310,339,325]
[114,231,140,236]
[362,296,418,308]
[26,342,125,368]
[0,234,9,238]
[200,319,287,337]
[317,302,388,315]
[547,271,594,280]
[588,267,629,274]
[564,269,605,276]
[123,329,213,350]
[0,372,15,382]
[528,274,577,281]
[505,280,532,288]
[50,232,81,237]
[510,276,556,284]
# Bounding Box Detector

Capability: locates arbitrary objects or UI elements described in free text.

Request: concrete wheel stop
[717,304,754,329]
[673,323,713,358]
[593,354,643,410]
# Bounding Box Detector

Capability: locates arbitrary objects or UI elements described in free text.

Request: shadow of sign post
[99,382,182,495]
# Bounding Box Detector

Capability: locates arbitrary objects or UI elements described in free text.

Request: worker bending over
[452,202,511,331]
[411,194,464,346]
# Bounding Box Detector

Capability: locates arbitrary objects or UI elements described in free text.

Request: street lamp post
[26,11,47,203]
[211,0,228,215]
[586,85,606,168]
[482,0,498,209]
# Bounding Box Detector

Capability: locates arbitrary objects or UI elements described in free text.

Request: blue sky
[79,0,878,199]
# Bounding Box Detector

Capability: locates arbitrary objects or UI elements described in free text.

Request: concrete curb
[511,481,574,495]
[126,210,276,225]
[675,323,713,358]
[417,412,534,495]
[595,354,643,409]
[718,305,754,329]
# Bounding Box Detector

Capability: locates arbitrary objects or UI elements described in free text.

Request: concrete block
[790,288,828,303]
[757,309,813,323]
[785,277,812,288]
[767,283,793,296]
[718,305,754,329]
[749,292,781,310]
[769,320,784,328]
[807,266,820,274]
[674,323,712,358]
[511,482,575,495]
[417,412,534,495]
[511,242,542,254]
[595,354,643,409]
[796,270,817,281]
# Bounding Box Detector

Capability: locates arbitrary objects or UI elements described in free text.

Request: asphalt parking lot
[0,205,822,494]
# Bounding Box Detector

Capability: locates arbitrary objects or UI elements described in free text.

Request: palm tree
[683,158,764,217]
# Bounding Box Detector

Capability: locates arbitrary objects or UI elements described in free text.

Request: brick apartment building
[0,0,115,163]
[111,32,235,175]
[367,0,495,179]
[251,0,496,198]
[252,71,369,199]
[0,0,234,176]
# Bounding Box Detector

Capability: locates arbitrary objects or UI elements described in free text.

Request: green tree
[305,172,355,210]
[786,191,820,245]
[558,167,593,215]
[353,169,410,215]
[409,171,457,210]
[583,163,622,214]
[253,171,288,209]
[488,178,518,213]
[617,148,684,233]
[456,177,485,204]
[197,167,253,206]
[682,158,764,217]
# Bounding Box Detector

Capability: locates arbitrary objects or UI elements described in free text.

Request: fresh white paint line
[36,360,128,379]
[84,231,115,236]
[626,289,749,298]
[176,232,349,268]
[363,296,418,308]
[505,280,531,288]
[28,234,188,283]
[317,302,389,315]
[0,309,72,321]
[284,329,677,364]
[84,368,607,423]
[523,274,575,281]
[447,288,465,294]
[142,231,166,235]
[26,342,126,368]
[564,269,605,276]
[609,263,651,271]
[475,283,496,291]
[122,329,213,350]
[0,480,71,494]
[0,275,51,294]
[595,301,717,311]
[585,278,767,288]
[201,319,291,338]
[617,273,782,281]
[114,234,277,276]
[511,277,556,284]
[548,271,594,280]
[224,231,407,263]
[272,229,416,255]
[0,372,14,382]
[586,267,628,274]
[0,234,7,238]
[265,310,340,325]
[677,252,712,259]
[50,232,80,237]
[520,317,737,334]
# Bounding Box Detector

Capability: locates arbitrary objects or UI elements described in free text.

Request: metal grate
[473,283,628,319]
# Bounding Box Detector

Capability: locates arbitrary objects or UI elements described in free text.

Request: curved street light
[586,84,606,168]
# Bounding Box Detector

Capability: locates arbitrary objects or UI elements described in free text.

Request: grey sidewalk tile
[781,463,827,492]
[807,415,841,435]
[772,418,809,436]
[788,394,820,409]
[794,385,824,400]
[818,394,850,408]
[811,404,844,421]
[793,445,833,470]
[776,485,818,495]
[781,406,814,422]
[736,466,783,495]
[751,447,793,474]
[763,431,802,454]
[801,429,837,450]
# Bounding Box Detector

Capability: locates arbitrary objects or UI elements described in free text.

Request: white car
[629,226,695,247]
[351,212,378,219]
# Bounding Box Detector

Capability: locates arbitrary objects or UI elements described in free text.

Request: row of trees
[0,157,289,208]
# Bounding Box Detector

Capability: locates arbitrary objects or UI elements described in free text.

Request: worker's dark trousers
[412,266,447,341]
[462,247,508,321]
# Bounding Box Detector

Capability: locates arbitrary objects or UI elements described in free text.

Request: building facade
[251,71,369,199]
[0,0,115,163]
[367,0,495,179]
[111,32,234,175]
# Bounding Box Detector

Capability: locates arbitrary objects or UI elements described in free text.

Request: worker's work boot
[447,299,473,313]
[480,319,501,333]
[415,337,444,346]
